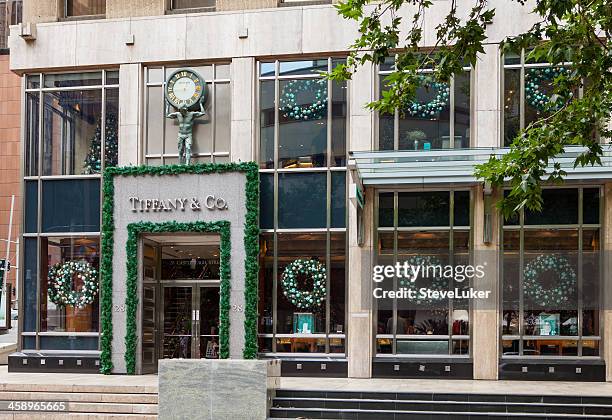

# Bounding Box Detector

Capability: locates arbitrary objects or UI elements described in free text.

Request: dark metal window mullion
[392,192,398,354]
[577,188,584,356]
[325,58,333,353]
[518,208,525,356]
[36,74,43,350]
[161,66,167,166]
[519,49,525,131]
[271,60,280,353]
[448,191,455,354]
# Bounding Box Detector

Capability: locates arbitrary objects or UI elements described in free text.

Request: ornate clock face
[165,69,206,109]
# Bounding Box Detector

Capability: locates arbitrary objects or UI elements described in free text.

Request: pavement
[279,376,612,396]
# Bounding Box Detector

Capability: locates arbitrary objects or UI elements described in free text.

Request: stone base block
[158,359,281,420]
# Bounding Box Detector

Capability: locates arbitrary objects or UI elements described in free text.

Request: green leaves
[100,162,260,374]
[334,0,611,218]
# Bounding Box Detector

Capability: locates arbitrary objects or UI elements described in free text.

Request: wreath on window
[523,254,576,308]
[48,260,99,309]
[403,75,450,119]
[525,67,571,113]
[279,79,328,121]
[399,255,448,306]
[281,258,327,308]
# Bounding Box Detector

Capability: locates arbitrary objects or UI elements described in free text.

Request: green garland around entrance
[125,221,231,373]
[281,259,326,308]
[100,162,259,374]
[399,255,447,306]
[279,79,328,121]
[525,67,570,112]
[48,260,99,309]
[523,254,576,308]
[404,76,450,119]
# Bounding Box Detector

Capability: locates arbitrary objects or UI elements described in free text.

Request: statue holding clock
[165,69,207,165]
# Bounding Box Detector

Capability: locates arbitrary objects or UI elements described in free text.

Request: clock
[165,68,206,110]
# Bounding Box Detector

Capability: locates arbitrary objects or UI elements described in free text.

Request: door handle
[196,310,200,321]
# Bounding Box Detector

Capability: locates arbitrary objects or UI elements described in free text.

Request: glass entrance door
[161,284,220,360]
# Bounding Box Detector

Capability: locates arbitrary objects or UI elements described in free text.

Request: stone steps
[271,389,612,419]
[0,385,158,418]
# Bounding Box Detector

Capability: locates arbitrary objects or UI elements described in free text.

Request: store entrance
[141,234,221,374]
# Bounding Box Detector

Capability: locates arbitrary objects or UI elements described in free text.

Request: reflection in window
[503,50,579,146]
[259,59,347,169]
[259,233,346,354]
[22,71,116,351]
[258,59,347,355]
[375,190,471,356]
[66,0,105,17]
[144,64,230,165]
[501,187,600,357]
[171,0,215,10]
[40,237,100,334]
[24,72,118,176]
[379,59,471,150]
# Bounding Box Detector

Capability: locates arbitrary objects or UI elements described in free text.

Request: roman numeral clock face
[165,69,206,109]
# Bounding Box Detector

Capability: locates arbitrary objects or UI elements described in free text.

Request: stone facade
[111,172,248,373]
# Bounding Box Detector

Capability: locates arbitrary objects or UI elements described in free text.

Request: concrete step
[0,384,157,394]
[272,390,612,419]
[1,414,157,419]
[0,388,158,418]
[0,391,158,404]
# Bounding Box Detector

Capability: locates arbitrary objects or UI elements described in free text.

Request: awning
[349,146,612,186]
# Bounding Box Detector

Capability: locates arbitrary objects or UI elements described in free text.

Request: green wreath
[523,254,576,307]
[404,75,450,118]
[281,258,326,308]
[399,255,448,305]
[525,67,570,112]
[48,260,99,309]
[279,79,328,121]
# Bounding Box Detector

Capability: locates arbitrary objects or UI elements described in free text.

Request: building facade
[7,0,612,381]
[0,0,22,326]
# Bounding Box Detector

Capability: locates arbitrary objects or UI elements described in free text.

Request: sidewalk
[279,376,612,397]
[0,366,158,392]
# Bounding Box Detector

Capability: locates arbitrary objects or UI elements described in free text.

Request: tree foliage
[330,0,612,218]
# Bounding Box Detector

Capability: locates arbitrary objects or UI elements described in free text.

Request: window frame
[257,57,349,356]
[374,188,474,358]
[143,63,231,165]
[20,70,118,353]
[377,57,474,151]
[64,0,106,19]
[168,0,216,13]
[499,185,603,359]
[501,49,580,147]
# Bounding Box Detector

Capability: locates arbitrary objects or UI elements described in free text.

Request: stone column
[230,57,255,163]
[118,63,143,166]
[472,184,500,380]
[474,43,502,148]
[106,0,165,18]
[23,0,60,24]
[347,63,375,378]
[603,183,612,381]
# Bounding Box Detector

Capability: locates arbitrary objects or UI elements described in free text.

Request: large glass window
[378,57,472,150]
[258,58,347,355]
[0,0,22,49]
[503,51,579,146]
[22,71,117,352]
[26,72,118,176]
[65,0,105,17]
[375,190,472,356]
[501,187,601,358]
[259,58,347,169]
[170,0,215,10]
[144,64,230,165]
